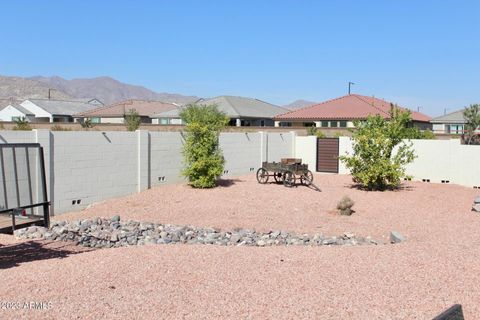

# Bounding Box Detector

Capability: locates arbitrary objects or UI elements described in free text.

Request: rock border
[14,216,379,248]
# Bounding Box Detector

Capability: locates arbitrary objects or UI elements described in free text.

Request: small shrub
[336,196,354,215]
[51,124,72,131]
[316,131,326,138]
[333,131,343,138]
[0,123,4,130]
[339,105,416,191]
[420,129,435,139]
[124,109,141,131]
[13,117,32,131]
[180,104,229,188]
[306,126,317,136]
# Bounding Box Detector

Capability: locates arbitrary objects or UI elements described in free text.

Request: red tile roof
[275,94,431,122]
[75,99,178,117]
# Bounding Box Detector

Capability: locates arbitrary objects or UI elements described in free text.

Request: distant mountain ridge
[0,75,200,106]
[283,99,317,110]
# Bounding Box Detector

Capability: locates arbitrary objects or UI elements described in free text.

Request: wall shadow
[0,240,94,270]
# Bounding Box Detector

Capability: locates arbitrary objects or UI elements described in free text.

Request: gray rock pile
[14,216,378,249]
[473,197,480,212]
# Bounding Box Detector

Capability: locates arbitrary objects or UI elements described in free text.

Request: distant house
[151,95,289,126]
[274,94,431,129]
[18,98,104,123]
[75,99,179,124]
[430,109,479,134]
[0,104,36,122]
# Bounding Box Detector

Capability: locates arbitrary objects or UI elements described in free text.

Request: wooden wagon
[256,158,314,188]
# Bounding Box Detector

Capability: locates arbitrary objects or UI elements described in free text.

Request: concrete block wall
[294,136,317,171]
[0,130,296,214]
[52,131,139,214]
[336,137,480,188]
[220,132,262,175]
[150,132,184,186]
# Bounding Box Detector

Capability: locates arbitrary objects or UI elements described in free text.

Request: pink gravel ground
[1,173,479,319]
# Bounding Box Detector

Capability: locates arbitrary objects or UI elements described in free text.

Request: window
[321,121,329,127]
[260,120,265,127]
[279,122,292,127]
[11,116,21,122]
[303,122,316,127]
[449,124,464,134]
[339,121,347,128]
[330,121,338,128]
[159,118,169,125]
[91,117,101,124]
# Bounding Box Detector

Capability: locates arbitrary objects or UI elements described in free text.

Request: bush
[316,131,326,138]
[336,196,354,215]
[306,126,318,136]
[13,117,32,131]
[180,104,229,188]
[51,124,72,131]
[339,105,416,191]
[0,123,4,130]
[124,109,141,131]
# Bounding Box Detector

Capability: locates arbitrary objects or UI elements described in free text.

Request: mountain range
[0,75,313,109]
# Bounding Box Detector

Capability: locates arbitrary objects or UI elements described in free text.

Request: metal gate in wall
[316,138,339,173]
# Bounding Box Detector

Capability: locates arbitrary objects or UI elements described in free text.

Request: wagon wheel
[273,171,283,183]
[300,170,314,186]
[256,168,269,184]
[283,171,295,188]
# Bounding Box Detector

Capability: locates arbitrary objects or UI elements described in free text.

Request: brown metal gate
[317,138,339,173]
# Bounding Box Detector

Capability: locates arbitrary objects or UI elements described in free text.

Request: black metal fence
[0,143,50,232]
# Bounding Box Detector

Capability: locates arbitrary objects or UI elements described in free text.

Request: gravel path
[1,174,479,319]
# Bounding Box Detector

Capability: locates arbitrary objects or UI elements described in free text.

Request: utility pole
[417,106,422,112]
[444,108,449,115]
[348,82,355,95]
[48,88,54,100]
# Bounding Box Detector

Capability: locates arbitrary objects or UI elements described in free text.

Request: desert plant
[336,196,354,215]
[316,131,326,138]
[463,104,480,145]
[13,117,32,131]
[419,129,435,139]
[339,105,416,191]
[81,118,95,129]
[51,124,72,131]
[124,109,141,131]
[306,126,318,136]
[180,104,229,188]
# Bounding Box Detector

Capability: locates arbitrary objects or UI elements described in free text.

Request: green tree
[124,109,141,131]
[13,117,32,131]
[463,104,480,145]
[180,104,229,188]
[339,106,416,190]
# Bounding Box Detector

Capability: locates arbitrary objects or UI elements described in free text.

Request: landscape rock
[390,231,406,244]
[13,216,381,249]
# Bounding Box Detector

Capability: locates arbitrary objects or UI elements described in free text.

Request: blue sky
[0,0,479,116]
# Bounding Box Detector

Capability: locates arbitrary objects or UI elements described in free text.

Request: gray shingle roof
[9,104,35,115]
[152,95,288,119]
[26,99,98,116]
[430,109,466,123]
